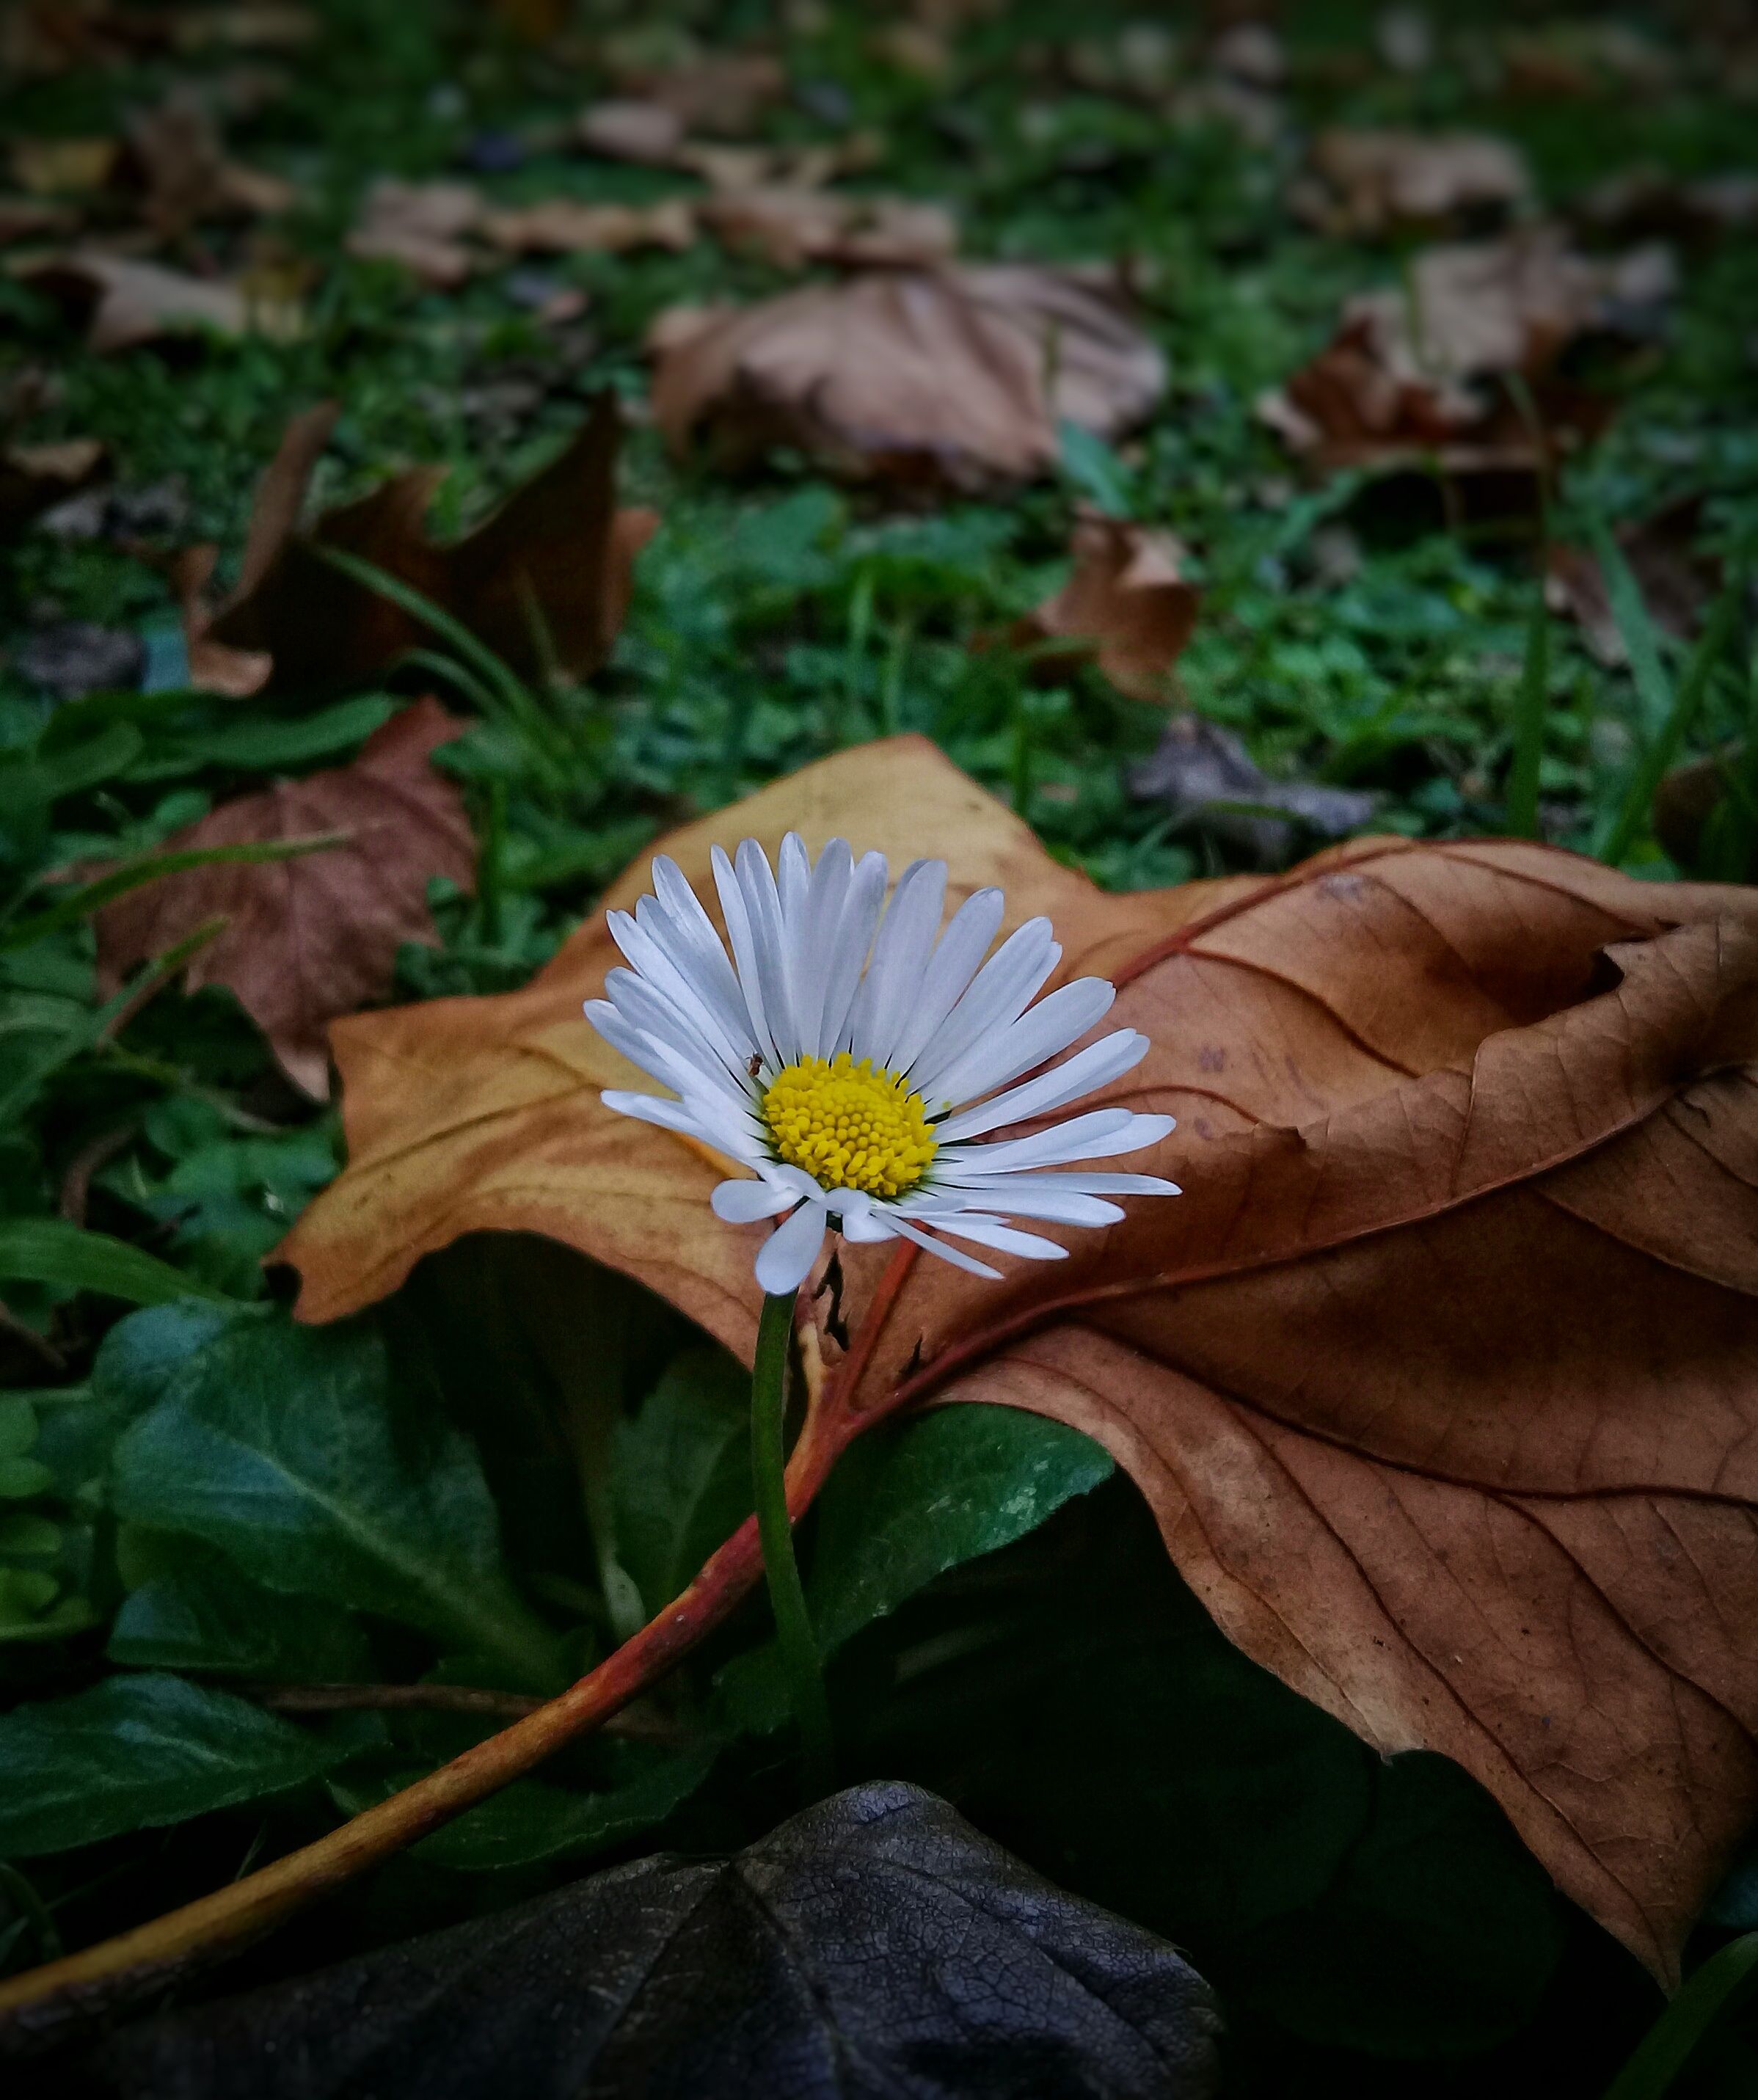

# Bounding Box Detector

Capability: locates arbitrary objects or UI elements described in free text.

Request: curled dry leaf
[197,392,657,694]
[607,47,785,134]
[1291,128,1530,237]
[0,196,79,244]
[346,178,484,289]
[1544,496,1719,670]
[10,136,120,196]
[18,252,302,354]
[1258,229,1672,481]
[0,437,106,539]
[114,88,296,239]
[576,99,690,167]
[94,699,473,1099]
[1128,712,1379,864]
[282,735,1758,1984]
[1004,514,1200,702]
[649,266,1165,492]
[481,194,696,257]
[696,189,957,271]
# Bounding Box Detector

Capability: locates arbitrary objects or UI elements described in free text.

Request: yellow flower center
[760,1054,937,1200]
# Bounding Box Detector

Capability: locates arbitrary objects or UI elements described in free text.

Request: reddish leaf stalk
[0,1289,907,2057]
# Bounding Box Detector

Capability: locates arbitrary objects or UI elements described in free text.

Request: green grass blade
[0,834,346,954]
[1603,1933,1758,2099]
[313,544,551,740]
[1589,518,1676,745]
[1597,583,1741,867]
[0,1219,233,1305]
[1506,579,1550,839]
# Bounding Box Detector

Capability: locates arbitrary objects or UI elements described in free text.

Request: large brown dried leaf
[202,393,657,694]
[94,699,473,1098]
[281,740,1758,1982]
[278,737,1247,1335]
[649,266,1165,492]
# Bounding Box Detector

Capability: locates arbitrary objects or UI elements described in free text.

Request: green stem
[751,1288,834,1796]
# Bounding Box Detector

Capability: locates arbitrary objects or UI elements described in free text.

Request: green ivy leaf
[106,1304,561,1688]
[109,1536,373,1682]
[409,1740,719,1871]
[1230,1752,1567,2056]
[720,1404,1112,1735]
[0,1673,335,1856]
[610,1347,753,1622]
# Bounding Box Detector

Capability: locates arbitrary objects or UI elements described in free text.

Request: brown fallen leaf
[610,48,786,133]
[113,88,296,239]
[280,734,1758,1985]
[10,136,120,197]
[1291,128,1531,236]
[1258,229,1671,482]
[0,437,106,538]
[1575,167,1758,247]
[1128,712,1379,864]
[576,100,689,167]
[346,178,483,289]
[0,196,79,244]
[481,194,695,257]
[200,392,656,694]
[696,189,957,271]
[18,250,302,353]
[1545,497,1719,669]
[649,266,1165,492]
[1002,514,1200,702]
[94,699,473,1098]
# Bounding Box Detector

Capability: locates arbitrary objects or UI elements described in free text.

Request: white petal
[755,1199,829,1296]
[840,1204,897,1243]
[911,1212,1070,1261]
[711,1177,800,1223]
[736,839,803,1068]
[925,1168,1181,1210]
[914,1182,1123,1227]
[583,999,665,1085]
[883,1214,1002,1280]
[908,919,1059,1102]
[600,970,743,1093]
[815,850,889,1057]
[948,1108,1175,1175]
[708,845,775,1068]
[885,886,1005,1079]
[648,862,759,1063]
[778,831,812,936]
[630,898,756,1071]
[611,908,753,1077]
[790,836,853,1057]
[845,858,947,1067]
[934,1029,1150,1145]
[920,977,1115,1115]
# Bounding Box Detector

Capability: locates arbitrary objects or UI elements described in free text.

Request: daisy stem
[751,1288,835,1798]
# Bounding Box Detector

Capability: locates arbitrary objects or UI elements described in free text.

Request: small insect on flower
[586,834,1180,1296]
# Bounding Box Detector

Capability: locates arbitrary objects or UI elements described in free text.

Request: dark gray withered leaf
[81,1782,1220,2099]
[12,621,144,702]
[1128,714,1378,867]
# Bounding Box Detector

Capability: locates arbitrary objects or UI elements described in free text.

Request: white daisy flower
[585,834,1179,1298]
